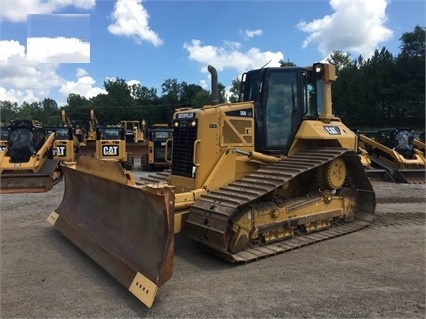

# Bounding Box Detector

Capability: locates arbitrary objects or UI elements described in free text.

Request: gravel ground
[1,164,425,318]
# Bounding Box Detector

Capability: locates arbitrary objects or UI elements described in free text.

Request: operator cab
[7,120,47,163]
[376,128,415,159]
[240,64,323,154]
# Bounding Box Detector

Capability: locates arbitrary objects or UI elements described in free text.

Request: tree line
[1,25,424,131]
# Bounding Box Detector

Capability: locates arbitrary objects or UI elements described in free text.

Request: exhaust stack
[208,65,219,105]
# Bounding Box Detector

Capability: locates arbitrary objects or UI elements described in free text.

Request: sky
[0,0,425,107]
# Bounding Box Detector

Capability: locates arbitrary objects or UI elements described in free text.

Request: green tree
[0,101,19,124]
[326,50,352,74]
[228,77,242,103]
[161,79,182,107]
[180,83,204,107]
[103,78,134,123]
[279,59,296,67]
[131,83,159,106]
[65,93,93,125]
[394,25,425,127]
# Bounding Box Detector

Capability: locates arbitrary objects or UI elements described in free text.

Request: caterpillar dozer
[94,126,134,170]
[0,120,62,193]
[359,128,426,183]
[48,63,375,308]
[141,123,173,171]
[118,120,145,143]
[45,126,81,163]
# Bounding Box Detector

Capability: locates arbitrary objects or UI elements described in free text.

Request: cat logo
[102,145,119,156]
[55,146,66,157]
[0,146,6,152]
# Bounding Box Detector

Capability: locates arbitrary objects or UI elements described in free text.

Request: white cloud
[76,68,88,77]
[0,0,96,23]
[245,29,263,38]
[0,87,38,104]
[0,40,26,63]
[0,40,103,105]
[27,37,90,63]
[297,0,393,58]
[127,80,141,87]
[183,39,284,73]
[107,0,163,47]
[59,75,106,99]
[0,40,63,104]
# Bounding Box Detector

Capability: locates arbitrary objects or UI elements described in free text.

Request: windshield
[99,128,121,140]
[55,128,70,140]
[264,70,298,148]
[0,128,9,140]
[303,72,320,119]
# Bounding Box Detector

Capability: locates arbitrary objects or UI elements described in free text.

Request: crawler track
[138,148,376,263]
[186,148,376,262]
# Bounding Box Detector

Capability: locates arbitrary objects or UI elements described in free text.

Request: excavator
[1,120,62,193]
[47,63,375,308]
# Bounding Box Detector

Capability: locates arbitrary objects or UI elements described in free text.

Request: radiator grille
[171,125,197,177]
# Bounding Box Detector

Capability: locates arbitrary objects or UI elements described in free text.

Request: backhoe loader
[1,120,62,193]
[48,63,375,308]
[359,128,425,183]
[61,110,86,146]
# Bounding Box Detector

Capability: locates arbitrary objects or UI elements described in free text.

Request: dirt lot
[1,165,425,318]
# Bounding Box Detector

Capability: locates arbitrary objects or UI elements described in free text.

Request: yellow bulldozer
[0,120,62,193]
[141,123,173,171]
[48,63,375,308]
[94,126,134,170]
[45,126,81,163]
[118,120,145,143]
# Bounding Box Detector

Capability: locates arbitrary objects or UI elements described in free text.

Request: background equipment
[1,120,62,193]
[141,123,173,171]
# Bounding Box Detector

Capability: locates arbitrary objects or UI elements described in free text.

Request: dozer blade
[0,159,62,194]
[47,156,175,308]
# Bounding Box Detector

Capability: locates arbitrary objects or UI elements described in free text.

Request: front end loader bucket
[0,159,62,194]
[47,156,175,308]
